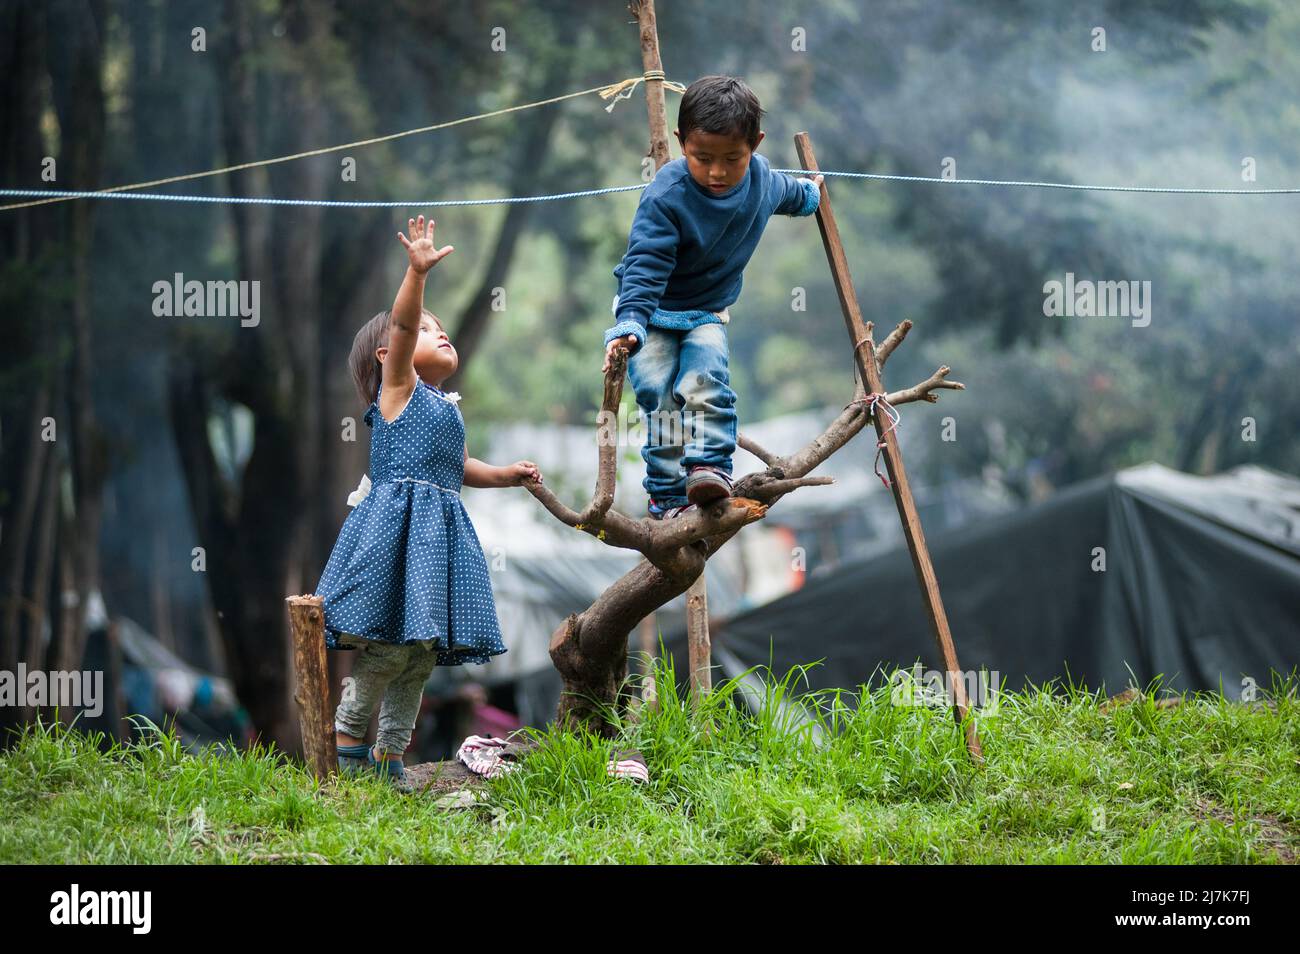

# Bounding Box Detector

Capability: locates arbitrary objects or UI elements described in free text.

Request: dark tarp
[657,464,1300,699]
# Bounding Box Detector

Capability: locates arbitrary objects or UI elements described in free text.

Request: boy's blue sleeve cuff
[797,179,821,217]
[603,319,647,350]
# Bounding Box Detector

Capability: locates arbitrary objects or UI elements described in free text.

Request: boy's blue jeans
[627,322,737,508]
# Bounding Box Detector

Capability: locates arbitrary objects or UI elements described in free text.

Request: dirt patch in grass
[1192,796,1297,863]
[403,759,488,796]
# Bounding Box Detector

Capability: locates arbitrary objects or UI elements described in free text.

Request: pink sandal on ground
[607,748,649,784]
[456,735,521,779]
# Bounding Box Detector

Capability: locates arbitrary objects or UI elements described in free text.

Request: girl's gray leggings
[334,640,439,755]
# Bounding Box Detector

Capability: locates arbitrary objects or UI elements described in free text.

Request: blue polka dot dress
[316,379,507,665]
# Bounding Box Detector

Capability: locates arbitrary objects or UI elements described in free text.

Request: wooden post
[794,132,983,763]
[686,575,711,697]
[632,0,672,170]
[285,594,337,778]
[639,611,659,710]
[629,0,714,701]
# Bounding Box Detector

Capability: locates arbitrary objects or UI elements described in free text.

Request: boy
[601,74,823,519]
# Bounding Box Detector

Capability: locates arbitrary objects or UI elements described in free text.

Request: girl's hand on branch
[503,460,542,487]
[397,214,454,274]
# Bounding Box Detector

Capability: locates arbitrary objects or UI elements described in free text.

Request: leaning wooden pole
[630,0,714,700]
[285,594,337,779]
[794,132,983,763]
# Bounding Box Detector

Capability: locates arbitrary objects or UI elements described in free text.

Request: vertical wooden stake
[639,611,659,710]
[286,594,337,779]
[794,132,983,763]
[686,574,711,698]
[630,0,714,702]
[632,0,672,170]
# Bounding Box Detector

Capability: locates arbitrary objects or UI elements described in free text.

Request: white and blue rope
[2,169,1296,209]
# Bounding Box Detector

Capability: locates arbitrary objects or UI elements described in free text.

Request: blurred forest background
[2,0,1297,753]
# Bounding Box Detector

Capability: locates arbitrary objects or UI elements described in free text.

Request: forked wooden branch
[522,330,963,581]
[519,318,962,734]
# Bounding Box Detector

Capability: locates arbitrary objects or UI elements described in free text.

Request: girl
[317,214,542,785]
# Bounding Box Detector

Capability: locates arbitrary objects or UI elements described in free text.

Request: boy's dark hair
[348,307,441,407]
[677,75,764,148]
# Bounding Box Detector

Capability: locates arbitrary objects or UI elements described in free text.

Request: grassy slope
[1,663,1296,864]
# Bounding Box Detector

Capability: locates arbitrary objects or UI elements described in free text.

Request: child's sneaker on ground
[686,466,733,506]
[337,742,370,776]
[367,745,407,786]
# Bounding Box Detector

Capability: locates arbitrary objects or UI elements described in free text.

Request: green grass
[1,660,1297,864]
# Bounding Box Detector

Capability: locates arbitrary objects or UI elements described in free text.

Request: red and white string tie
[846,391,901,489]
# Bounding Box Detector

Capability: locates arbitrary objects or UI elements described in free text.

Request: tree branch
[530,319,965,734]
[523,329,962,578]
[736,432,783,469]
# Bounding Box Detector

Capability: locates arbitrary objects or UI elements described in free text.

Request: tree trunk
[0,0,53,744]
[46,0,108,678]
[528,329,963,736]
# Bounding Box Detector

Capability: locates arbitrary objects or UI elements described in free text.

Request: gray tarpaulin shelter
[660,464,1300,699]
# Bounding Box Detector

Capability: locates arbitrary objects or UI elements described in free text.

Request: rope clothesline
[0,73,686,212]
[0,184,651,208]
[2,69,1297,212]
[3,167,1296,210]
[790,170,1300,194]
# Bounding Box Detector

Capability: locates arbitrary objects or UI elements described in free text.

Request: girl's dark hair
[348,307,442,407]
[677,75,764,148]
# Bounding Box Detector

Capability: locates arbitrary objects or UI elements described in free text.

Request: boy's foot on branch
[647,498,696,521]
[686,465,734,506]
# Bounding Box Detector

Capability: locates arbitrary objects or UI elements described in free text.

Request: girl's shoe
[607,747,649,784]
[456,735,521,779]
[686,466,733,506]
[337,742,370,776]
[367,745,407,784]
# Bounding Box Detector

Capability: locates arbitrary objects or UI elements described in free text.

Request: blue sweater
[603,152,820,350]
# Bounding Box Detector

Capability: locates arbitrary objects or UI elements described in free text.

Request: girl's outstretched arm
[463,444,542,489]
[381,215,453,414]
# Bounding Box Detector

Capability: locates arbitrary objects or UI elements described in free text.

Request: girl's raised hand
[397,214,454,274]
